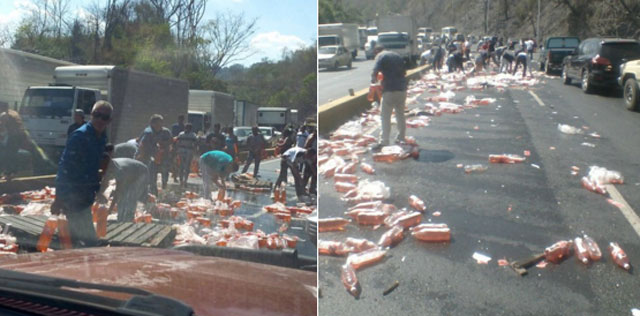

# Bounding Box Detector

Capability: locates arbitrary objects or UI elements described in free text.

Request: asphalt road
[319,51,375,105]
[168,157,317,259]
[318,67,640,315]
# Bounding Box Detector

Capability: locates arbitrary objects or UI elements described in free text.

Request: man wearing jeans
[52,101,113,247]
[241,126,265,177]
[200,150,238,201]
[371,46,407,150]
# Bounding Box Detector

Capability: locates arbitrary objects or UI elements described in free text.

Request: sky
[0,0,317,66]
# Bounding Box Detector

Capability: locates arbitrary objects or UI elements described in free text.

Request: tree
[199,12,257,78]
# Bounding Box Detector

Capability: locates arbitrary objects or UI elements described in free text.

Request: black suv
[562,38,640,93]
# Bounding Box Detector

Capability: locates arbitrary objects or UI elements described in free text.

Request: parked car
[258,126,281,148]
[562,38,640,94]
[318,45,352,70]
[539,37,580,74]
[233,126,253,148]
[618,58,640,111]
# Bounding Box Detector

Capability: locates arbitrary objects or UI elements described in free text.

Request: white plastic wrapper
[558,124,583,135]
[19,203,51,217]
[587,166,624,185]
[355,180,391,200]
[331,121,365,140]
[172,223,207,245]
[226,235,260,250]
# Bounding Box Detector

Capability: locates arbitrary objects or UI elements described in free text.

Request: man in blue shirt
[199,150,238,200]
[371,47,407,150]
[52,100,113,247]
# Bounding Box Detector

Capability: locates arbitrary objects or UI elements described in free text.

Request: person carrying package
[241,126,266,178]
[135,114,173,195]
[99,148,151,223]
[51,101,113,247]
[274,146,309,199]
[371,46,407,151]
[200,150,239,201]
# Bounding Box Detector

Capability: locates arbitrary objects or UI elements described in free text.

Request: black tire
[581,70,594,94]
[562,65,571,84]
[624,77,640,111]
[348,60,352,69]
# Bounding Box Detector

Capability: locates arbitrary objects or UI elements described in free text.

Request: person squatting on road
[371,46,407,149]
[99,149,150,223]
[199,150,238,201]
[136,114,172,195]
[274,146,309,199]
[241,126,266,178]
[52,100,113,247]
[175,123,198,186]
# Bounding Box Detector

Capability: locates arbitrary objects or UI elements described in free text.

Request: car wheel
[333,61,339,70]
[562,65,571,84]
[348,60,352,69]
[624,77,640,111]
[581,70,594,94]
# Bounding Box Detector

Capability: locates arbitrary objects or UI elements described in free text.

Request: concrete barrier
[318,64,431,135]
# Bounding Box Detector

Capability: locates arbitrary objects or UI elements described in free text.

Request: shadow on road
[416,149,455,163]
[319,66,358,73]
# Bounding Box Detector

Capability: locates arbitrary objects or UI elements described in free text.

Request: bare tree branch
[200,12,257,77]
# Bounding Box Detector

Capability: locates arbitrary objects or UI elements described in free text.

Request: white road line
[528,90,545,106]
[606,184,640,238]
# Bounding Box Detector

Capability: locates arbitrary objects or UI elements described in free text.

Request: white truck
[19,65,188,148]
[188,90,235,131]
[234,100,259,126]
[318,23,360,58]
[257,107,290,131]
[376,15,419,65]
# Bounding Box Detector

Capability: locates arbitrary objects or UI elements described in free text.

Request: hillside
[320,0,640,41]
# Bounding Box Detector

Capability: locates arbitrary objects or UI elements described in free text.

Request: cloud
[249,31,307,61]
[0,0,35,26]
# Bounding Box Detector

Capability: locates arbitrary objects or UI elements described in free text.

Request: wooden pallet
[0,215,175,250]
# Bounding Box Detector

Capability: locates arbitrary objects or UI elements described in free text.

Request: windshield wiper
[0,268,193,316]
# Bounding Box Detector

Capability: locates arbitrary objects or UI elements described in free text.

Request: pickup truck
[619,58,640,111]
[539,37,580,74]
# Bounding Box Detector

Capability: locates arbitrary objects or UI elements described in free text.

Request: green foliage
[319,0,362,24]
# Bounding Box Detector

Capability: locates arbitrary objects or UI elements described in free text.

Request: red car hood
[0,247,317,316]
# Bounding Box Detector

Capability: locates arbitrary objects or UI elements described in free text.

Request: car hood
[318,53,336,59]
[0,247,317,316]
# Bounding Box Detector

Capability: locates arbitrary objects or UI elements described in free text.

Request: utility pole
[484,0,489,34]
[536,0,541,43]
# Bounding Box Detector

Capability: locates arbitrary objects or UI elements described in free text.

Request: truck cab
[377,32,412,63]
[19,86,100,147]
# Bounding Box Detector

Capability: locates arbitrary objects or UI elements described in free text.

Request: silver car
[318,45,352,70]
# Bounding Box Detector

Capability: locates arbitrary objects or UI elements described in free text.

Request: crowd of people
[0,102,317,247]
[421,35,537,78]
